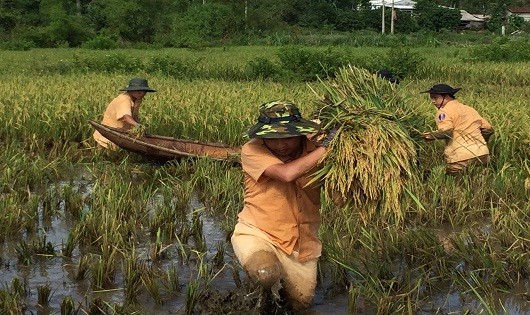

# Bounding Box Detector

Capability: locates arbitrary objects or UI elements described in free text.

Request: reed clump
[311,65,422,224]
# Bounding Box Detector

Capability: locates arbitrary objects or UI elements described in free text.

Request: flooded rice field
[1,160,529,314]
[0,163,353,314]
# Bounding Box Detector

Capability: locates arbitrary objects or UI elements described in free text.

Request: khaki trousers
[231,222,318,309]
[446,154,490,175]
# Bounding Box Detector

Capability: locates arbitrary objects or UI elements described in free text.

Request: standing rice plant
[491,201,530,280]
[139,263,163,305]
[310,65,422,224]
[75,254,92,280]
[192,159,244,234]
[162,264,181,294]
[90,255,107,290]
[185,278,202,315]
[87,297,111,314]
[123,248,142,303]
[211,240,225,268]
[90,240,120,290]
[191,209,207,254]
[0,278,27,314]
[62,225,81,257]
[0,193,38,237]
[0,289,26,315]
[15,241,33,265]
[149,180,192,239]
[230,262,242,288]
[37,283,52,306]
[149,228,172,261]
[60,296,79,315]
[348,284,361,314]
[185,251,217,314]
[33,234,56,257]
[10,278,28,298]
[41,186,61,218]
[453,271,502,315]
[62,184,85,219]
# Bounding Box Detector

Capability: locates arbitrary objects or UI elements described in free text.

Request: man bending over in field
[420,83,494,175]
[93,77,156,149]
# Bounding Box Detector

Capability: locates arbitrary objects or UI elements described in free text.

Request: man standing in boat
[93,77,156,149]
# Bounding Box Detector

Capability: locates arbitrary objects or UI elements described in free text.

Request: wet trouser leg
[446,154,490,175]
[231,222,318,310]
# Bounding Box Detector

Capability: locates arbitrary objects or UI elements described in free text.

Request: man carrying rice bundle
[421,84,494,175]
[231,101,337,311]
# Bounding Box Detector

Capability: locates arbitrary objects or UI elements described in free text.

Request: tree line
[1,0,529,49]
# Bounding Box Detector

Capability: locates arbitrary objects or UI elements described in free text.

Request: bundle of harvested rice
[309,65,422,223]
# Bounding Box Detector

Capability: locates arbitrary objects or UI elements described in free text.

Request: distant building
[368,1,491,29]
[459,10,485,29]
[507,7,530,21]
[369,0,416,13]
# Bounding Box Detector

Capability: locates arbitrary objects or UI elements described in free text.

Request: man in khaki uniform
[231,101,337,311]
[93,78,156,149]
[421,84,494,174]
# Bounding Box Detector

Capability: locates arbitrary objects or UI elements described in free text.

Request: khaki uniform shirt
[238,137,322,263]
[434,100,493,163]
[93,93,142,148]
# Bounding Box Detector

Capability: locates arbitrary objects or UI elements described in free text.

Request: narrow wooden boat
[89,120,241,163]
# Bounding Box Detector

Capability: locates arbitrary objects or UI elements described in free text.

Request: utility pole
[244,0,248,31]
[390,0,395,34]
[381,0,385,34]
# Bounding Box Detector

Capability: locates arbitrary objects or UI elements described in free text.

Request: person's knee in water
[245,250,281,289]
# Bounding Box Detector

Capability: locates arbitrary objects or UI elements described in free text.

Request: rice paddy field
[1,44,530,314]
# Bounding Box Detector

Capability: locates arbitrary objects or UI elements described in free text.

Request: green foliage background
[1,0,530,49]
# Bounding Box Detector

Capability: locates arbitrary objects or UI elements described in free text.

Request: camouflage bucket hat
[246,101,321,139]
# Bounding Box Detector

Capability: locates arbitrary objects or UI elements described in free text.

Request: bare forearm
[120,114,139,127]
[264,146,327,182]
[423,128,453,140]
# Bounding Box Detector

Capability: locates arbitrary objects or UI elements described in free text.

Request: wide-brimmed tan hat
[119,78,156,92]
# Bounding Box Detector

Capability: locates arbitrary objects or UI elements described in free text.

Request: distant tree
[0,9,18,35]
[335,8,367,31]
[37,0,91,46]
[486,0,511,32]
[393,10,420,33]
[169,2,242,47]
[413,0,461,31]
[86,0,175,43]
[0,0,91,47]
[233,0,292,32]
[283,0,338,27]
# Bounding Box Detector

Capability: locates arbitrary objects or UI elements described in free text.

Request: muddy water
[0,177,351,314]
[1,176,529,314]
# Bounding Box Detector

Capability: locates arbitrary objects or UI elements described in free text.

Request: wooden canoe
[89,120,241,163]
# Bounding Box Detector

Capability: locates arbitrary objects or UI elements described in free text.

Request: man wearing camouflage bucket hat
[420,83,494,175]
[231,101,338,311]
[93,77,156,149]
